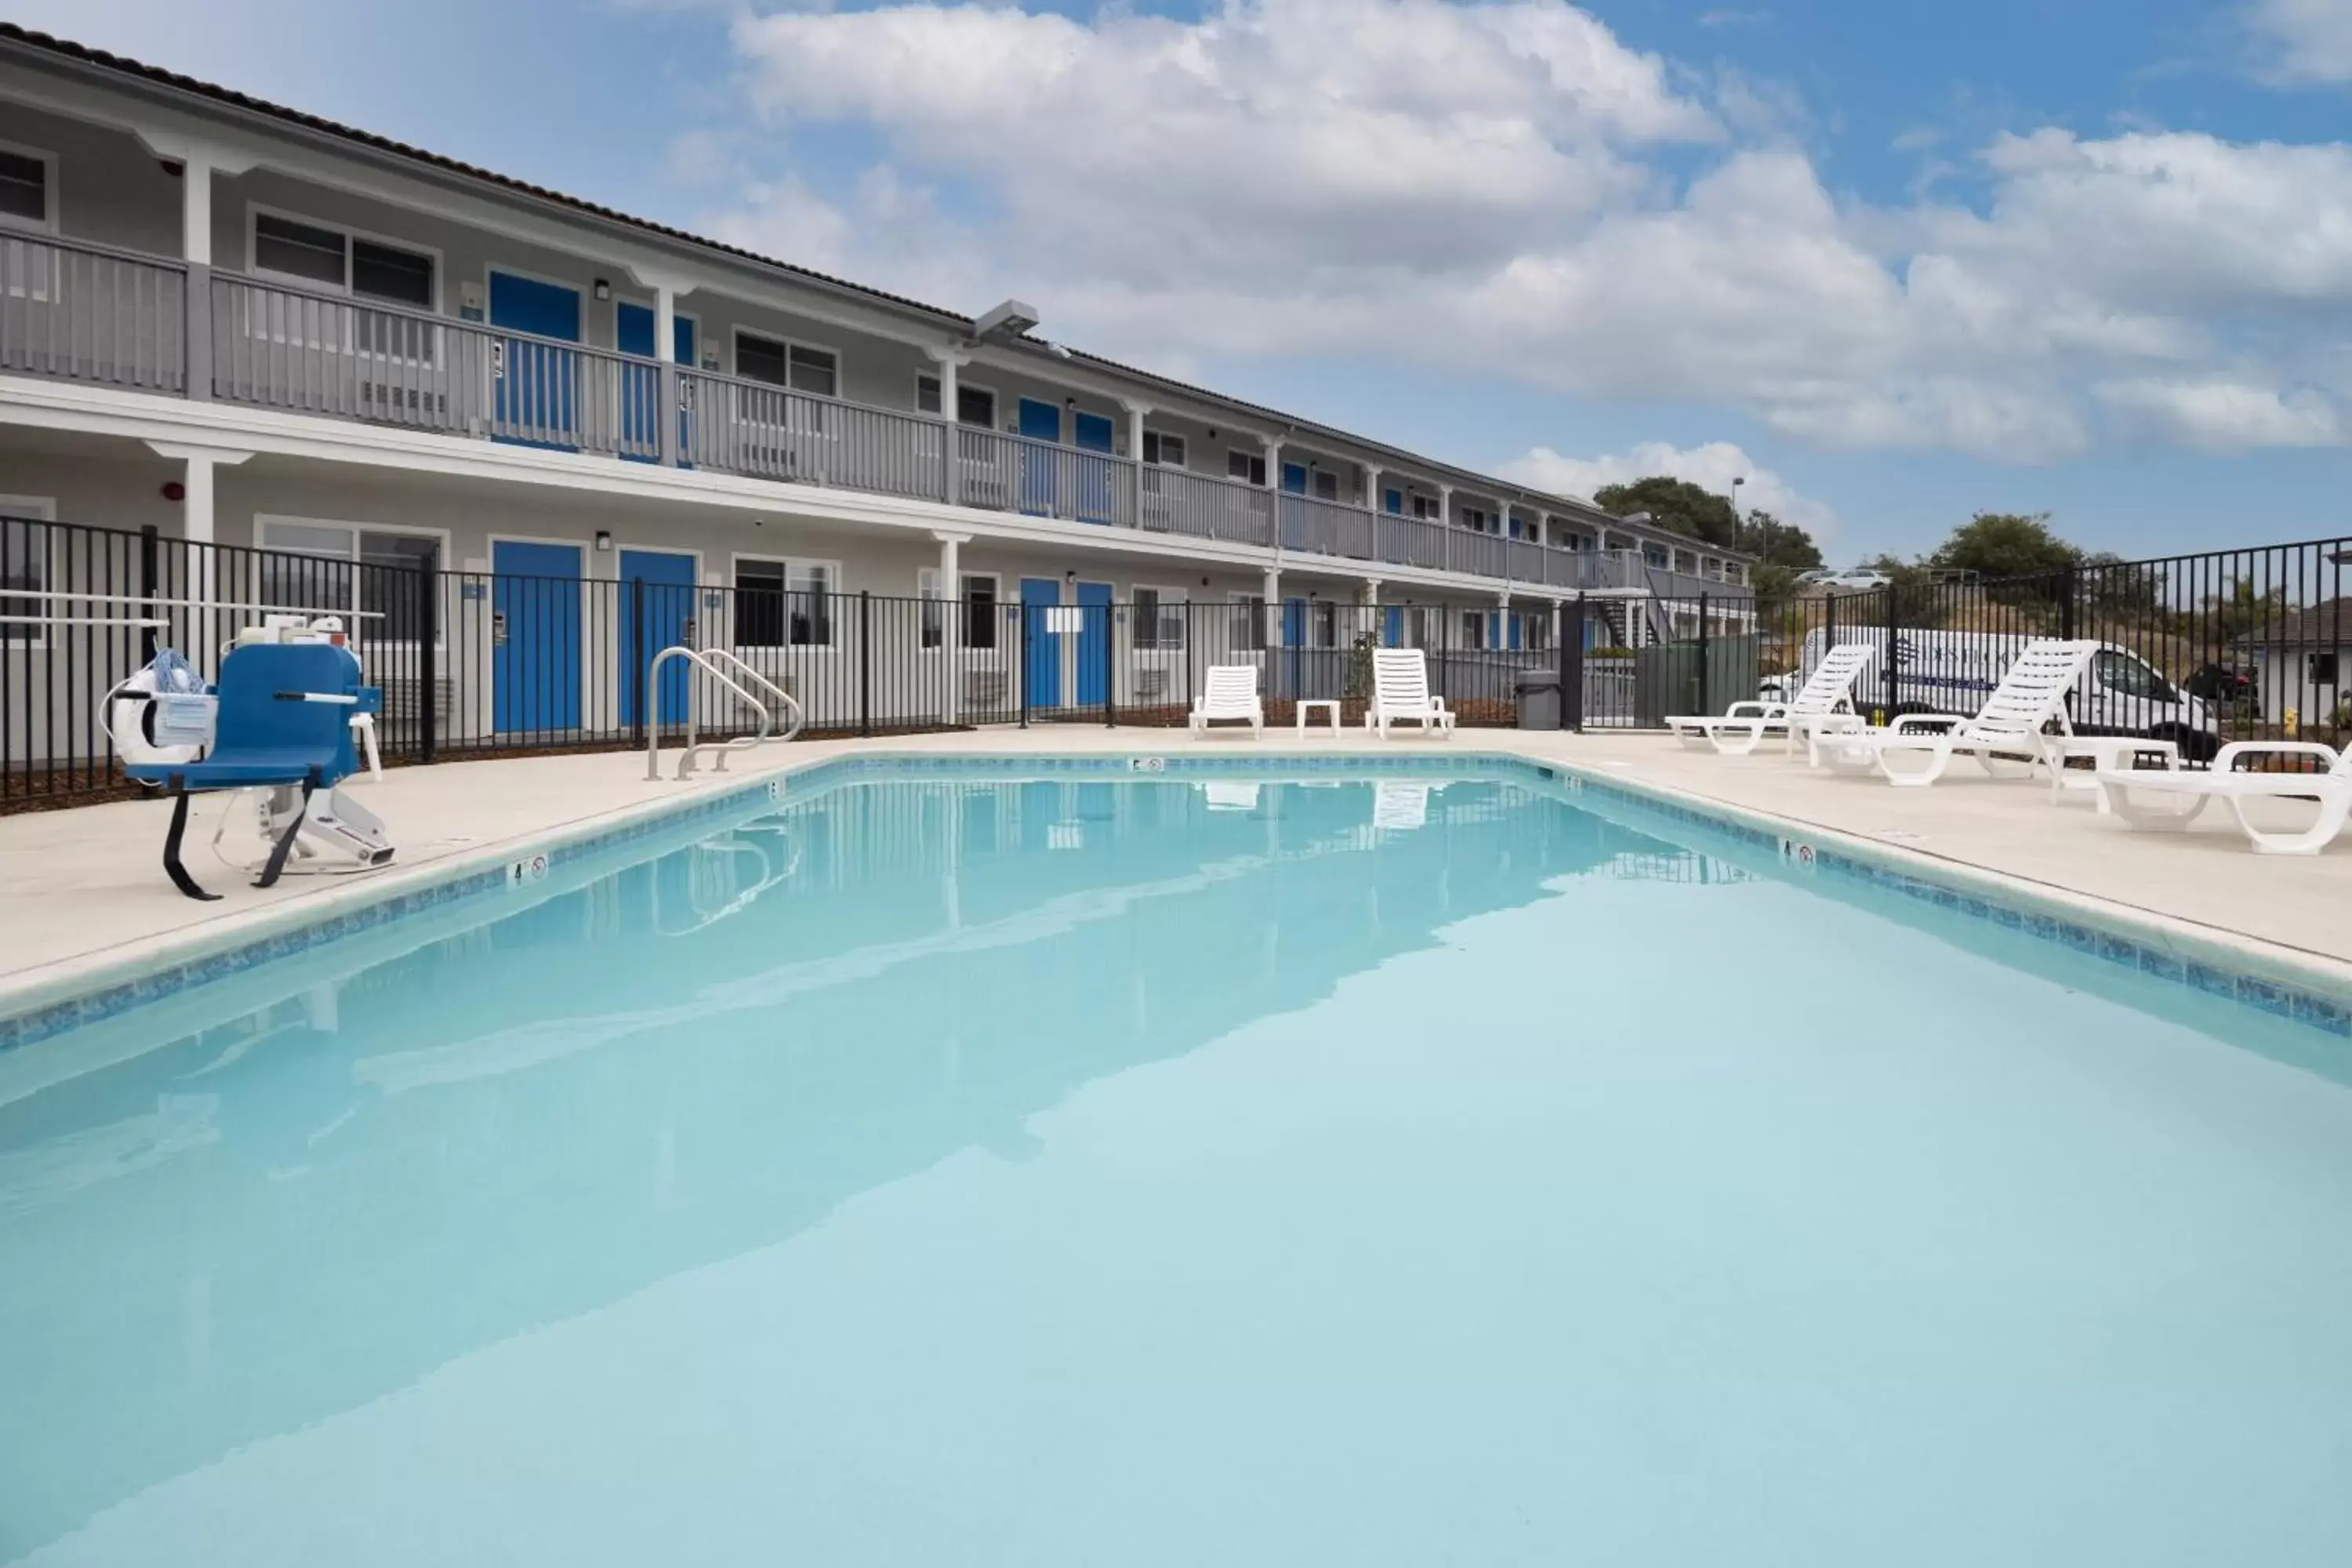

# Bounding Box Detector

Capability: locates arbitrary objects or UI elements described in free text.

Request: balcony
[0,230,1745,601]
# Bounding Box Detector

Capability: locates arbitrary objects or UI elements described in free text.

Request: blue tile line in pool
[2,751,2347,1054]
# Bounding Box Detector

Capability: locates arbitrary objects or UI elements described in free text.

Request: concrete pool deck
[5,725,2350,1021]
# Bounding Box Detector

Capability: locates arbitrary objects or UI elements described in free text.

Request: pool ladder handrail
[644,646,803,781]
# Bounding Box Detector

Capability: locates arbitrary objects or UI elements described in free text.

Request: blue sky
[9,0,2352,561]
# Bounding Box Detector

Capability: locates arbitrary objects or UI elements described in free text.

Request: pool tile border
[4,746,2348,1052]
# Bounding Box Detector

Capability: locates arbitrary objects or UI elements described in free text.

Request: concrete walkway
[4,725,2348,1018]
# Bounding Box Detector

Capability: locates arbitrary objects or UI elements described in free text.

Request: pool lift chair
[121,638,394,902]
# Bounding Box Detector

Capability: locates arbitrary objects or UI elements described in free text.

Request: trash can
[1515,669,1561,729]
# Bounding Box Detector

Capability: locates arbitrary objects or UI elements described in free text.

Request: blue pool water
[3,769,2351,1566]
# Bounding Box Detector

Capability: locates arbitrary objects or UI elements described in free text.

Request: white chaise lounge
[1665,642,1877,757]
[1367,649,1454,739]
[1189,665,1264,738]
[2099,742,2352,855]
[1813,639,2100,787]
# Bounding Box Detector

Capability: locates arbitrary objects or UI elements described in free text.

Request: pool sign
[506,852,550,887]
[1778,837,1818,867]
[1128,757,1167,772]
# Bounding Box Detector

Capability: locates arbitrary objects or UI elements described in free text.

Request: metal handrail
[645,646,771,780]
[696,646,806,741]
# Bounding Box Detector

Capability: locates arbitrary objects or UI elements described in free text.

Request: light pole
[1730,476,1746,553]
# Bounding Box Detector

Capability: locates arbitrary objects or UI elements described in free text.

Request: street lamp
[1730,476,1746,551]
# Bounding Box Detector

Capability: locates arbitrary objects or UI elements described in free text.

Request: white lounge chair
[1189,665,1263,738]
[1666,642,1877,757]
[1814,639,2099,787]
[2100,742,2352,855]
[1366,648,1454,739]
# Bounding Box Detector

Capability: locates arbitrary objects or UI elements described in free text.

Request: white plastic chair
[1366,649,1454,739]
[1817,639,2099,787]
[1189,665,1264,738]
[1666,642,1877,757]
[2100,742,2352,855]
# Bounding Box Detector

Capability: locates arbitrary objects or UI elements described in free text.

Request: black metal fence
[1744,539,2352,763]
[5,514,1606,811]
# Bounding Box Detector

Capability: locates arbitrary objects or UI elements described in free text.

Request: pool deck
[5,724,2350,1019]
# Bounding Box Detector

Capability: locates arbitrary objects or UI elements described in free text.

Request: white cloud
[691,0,2352,463]
[1496,441,1838,540]
[2095,378,2346,449]
[2245,0,2352,85]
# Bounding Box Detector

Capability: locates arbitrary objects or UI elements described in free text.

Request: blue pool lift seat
[123,641,384,902]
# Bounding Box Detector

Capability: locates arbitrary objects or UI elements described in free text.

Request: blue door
[1072,411,1115,524]
[620,549,697,728]
[1279,462,1308,548]
[1283,597,1306,697]
[1383,606,1404,647]
[490,272,581,449]
[1508,611,1523,652]
[1383,488,1403,514]
[1020,576,1061,709]
[492,540,583,735]
[1018,398,1062,515]
[615,303,696,463]
[1076,581,1112,706]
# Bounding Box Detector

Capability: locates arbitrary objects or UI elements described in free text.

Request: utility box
[1515,669,1562,729]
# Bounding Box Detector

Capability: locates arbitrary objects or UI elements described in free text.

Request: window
[0,146,53,229]
[1412,495,1439,521]
[1524,612,1552,653]
[1312,601,1338,648]
[1461,506,1489,533]
[917,376,998,426]
[252,212,436,307]
[1133,586,1187,649]
[1312,470,1339,502]
[1229,593,1266,652]
[1461,610,1488,650]
[739,332,838,397]
[2310,652,2339,687]
[257,518,441,643]
[735,557,837,648]
[1228,450,1268,487]
[2092,649,2177,703]
[2,496,56,648]
[1674,550,1699,573]
[1143,431,1186,467]
[919,569,1000,649]
[1723,564,1744,586]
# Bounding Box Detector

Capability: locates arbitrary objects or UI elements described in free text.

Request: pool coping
[4,742,2349,1052]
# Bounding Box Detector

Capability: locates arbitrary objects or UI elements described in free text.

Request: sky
[7,0,2352,561]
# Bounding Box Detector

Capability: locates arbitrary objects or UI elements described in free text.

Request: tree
[1739,510,1824,572]
[1592,477,1740,550]
[1929,512,2080,583]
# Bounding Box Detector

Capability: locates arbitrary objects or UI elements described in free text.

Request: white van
[1792,626,2221,760]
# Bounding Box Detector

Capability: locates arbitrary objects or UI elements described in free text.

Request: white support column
[1261,564,1282,653]
[653,282,681,466]
[1121,397,1151,462]
[1438,483,1454,527]
[147,443,252,655]
[935,530,967,724]
[1263,435,1286,560]
[1363,464,1381,510]
[927,347,967,505]
[181,151,213,400]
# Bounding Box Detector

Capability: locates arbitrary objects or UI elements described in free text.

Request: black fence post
[858,590,873,739]
[418,567,438,764]
[1018,601,1032,729]
[630,577,647,749]
[1882,583,1901,720]
[1696,591,1711,717]
[1562,598,1584,731]
[1105,600,1118,728]
[137,524,159,666]
[2059,563,2080,643]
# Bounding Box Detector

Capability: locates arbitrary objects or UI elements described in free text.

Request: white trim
[256,511,451,650]
[246,200,444,311]
[916,368,999,426]
[0,139,59,234]
[1141,427,1188,469]
[0,492,58,648]
[1130,581,1189,652]
[734,326,842,395]
[728,549,843,652]
[1226,447,1268,487]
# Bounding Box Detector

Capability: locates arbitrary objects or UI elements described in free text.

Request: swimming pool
[3,763,2350,1566]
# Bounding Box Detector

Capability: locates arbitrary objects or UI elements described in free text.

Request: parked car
[2183,662,2261,719]
[1795,626,2223,760]
[1816,569,1894,591]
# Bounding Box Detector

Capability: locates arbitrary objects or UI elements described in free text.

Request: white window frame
[1228,448,1269,488]
[1142,430,1188,468]
[1227,590,1267,652]
[917,566,1000,650]
[1461,505,1489,533]
[0,140,59,234]
[1412,495,1439,521]
[248,202,444,311]
[731,552,842,652]
[0,494,57,650]
[735,328,843,400]
[256,514,450,649]
[916,373,1000,428]
[1131,583,1188,650]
